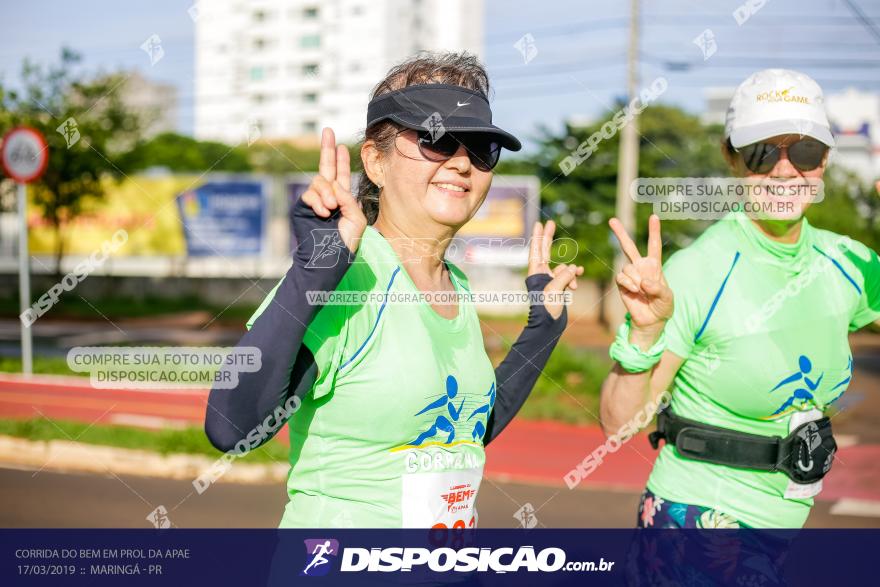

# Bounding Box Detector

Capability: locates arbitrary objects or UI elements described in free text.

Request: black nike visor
[365,83,522,152]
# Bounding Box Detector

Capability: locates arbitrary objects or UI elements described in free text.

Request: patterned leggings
[636,487,750,528]
[626,488,791,586]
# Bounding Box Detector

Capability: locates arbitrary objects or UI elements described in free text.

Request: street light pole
[609,0,641,328]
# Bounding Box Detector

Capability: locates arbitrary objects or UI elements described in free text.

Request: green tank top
[247,225,497,528]
[647,211,880,527]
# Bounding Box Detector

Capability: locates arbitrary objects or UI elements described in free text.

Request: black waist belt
[648,408,837,485]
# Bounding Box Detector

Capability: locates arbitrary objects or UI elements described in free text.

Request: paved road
[1,467,876,529]
[1,325,878,527]
[3,349,880,511]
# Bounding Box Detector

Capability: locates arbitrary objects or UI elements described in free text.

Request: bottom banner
[2,529,877,586]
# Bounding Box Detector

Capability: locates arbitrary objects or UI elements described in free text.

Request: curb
[0,435,288,484]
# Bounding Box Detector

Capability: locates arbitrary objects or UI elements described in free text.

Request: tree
[516,104,727,324]
[120,132,251,173]
[806,166,879,253]
[505,103,879,325]
[246,141,324,174]
[1,48,144,275]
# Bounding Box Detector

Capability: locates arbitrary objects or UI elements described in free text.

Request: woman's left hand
[528,220,584,320]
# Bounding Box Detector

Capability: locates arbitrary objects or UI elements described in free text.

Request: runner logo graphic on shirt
[768,354,855,418]
[409,375,466,446]
[828,356,853,405]
[767,354,823,417]
[301,538,339,576]
[467,382,496,441]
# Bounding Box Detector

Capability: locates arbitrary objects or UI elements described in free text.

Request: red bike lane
[0,374,878,503]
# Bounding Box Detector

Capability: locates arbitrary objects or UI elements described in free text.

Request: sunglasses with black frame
[728,137,829,175]
[394,128,503,172]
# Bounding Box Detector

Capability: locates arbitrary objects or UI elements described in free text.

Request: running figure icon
[302,540,335,575]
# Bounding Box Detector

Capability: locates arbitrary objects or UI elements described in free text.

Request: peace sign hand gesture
[528,219,584,320]
[608,214,674,333]
[298,128,367,253]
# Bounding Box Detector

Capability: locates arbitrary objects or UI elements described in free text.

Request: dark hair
[357,51,491,224]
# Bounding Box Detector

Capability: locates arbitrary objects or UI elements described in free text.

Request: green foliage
[0,356,75,376]
[499,103,879,286]
[806,166,880,253]
[524,104,729,282]
[0,293,256,323]
[513,343,611,425]
[120,132,250,173]
[246,141,325,174]
[1,48,143,274]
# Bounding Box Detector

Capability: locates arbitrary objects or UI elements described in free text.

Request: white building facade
[194,0,484,145]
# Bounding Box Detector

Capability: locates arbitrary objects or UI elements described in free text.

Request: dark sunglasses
[734,137,828,174]
[396,129,502,171]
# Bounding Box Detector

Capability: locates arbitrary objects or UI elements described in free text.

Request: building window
[300,34,321,48]
[303,92,318,103]
[303,120,318,134]
[303,7,319,19]
[253,38,267,51]
[302,63,319,77]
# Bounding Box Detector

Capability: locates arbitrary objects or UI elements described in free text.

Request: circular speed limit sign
[1,126,48,183]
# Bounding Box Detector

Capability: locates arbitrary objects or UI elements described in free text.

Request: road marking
[835,434,859,448]
[109,414,190,429]
[830,498,880,518]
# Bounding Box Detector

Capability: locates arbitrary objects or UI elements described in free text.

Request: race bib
[401,466,483,529]
[783,408,824,500]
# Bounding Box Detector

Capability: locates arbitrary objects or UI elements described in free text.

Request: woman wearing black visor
[205,52,583,528]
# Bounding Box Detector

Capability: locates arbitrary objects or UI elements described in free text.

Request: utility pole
[608,0,640,328]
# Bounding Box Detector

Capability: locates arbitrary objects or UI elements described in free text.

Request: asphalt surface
[0,466,877,529]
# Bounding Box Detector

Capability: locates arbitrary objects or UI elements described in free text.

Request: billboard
[286,174,539,266]
[176,177,269,257]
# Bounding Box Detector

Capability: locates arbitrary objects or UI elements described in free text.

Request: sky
[1,0,879,151]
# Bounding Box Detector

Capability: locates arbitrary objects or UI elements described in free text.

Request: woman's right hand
[299,127,367,253]
[608,215,674,343]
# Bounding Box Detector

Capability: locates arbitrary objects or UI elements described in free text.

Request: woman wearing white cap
[600,68,880,533]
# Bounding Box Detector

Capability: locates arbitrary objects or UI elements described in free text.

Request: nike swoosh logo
[457,101,470,107]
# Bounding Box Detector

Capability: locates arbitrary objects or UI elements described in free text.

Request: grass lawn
[0,294,255,323]
[0,356,77,376]
[1,341,611,426]
[506,343,611,425]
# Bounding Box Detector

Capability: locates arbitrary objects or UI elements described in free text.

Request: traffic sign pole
[2,126,48,378]
[18,182,32,376]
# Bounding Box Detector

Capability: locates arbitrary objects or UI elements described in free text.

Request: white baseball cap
[725,69,835,148]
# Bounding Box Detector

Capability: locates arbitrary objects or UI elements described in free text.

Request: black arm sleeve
[482,273,568,446]
[204,198,353,452]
